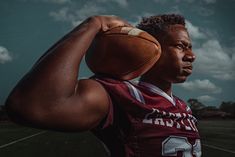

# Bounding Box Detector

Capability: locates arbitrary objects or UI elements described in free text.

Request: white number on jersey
[162,136,201,157]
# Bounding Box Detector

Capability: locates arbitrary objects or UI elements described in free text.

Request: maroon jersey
[92,77,201,157]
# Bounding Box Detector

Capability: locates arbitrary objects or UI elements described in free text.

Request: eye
[175,44,184,50]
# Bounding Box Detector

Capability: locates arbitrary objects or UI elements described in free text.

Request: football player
[6,14,201,157]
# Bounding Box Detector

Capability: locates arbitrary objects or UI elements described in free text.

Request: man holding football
[6,14,201,157]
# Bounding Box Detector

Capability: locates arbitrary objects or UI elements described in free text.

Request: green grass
[0,120,235,157]
[0,122,107,157]
[198,120,235,157]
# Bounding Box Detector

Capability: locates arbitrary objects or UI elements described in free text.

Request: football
[85,26,161,80]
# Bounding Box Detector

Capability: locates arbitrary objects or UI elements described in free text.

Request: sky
[0,0,234,107]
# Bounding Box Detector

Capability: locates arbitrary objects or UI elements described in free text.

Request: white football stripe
[137,81,176,106]
[124,81,145,104]
[120,27,144,36]
[120,27,132,33]
[128,28,144,36]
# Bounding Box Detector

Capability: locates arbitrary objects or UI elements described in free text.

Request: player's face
[153,25,196,83]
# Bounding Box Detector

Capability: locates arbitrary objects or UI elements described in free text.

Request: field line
[0,131,46,149]
[203,144,235,154]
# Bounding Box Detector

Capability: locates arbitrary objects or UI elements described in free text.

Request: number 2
[162,136,201,157]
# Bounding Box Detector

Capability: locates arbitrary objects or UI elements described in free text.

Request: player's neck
[140,77,172,96]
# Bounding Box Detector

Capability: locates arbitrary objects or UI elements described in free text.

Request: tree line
[187,99,235,119]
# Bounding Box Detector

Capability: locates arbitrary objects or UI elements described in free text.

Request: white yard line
[0,131,46,149]
[203,144,235,154]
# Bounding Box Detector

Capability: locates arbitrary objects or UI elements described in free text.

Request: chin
[172,76,188,83]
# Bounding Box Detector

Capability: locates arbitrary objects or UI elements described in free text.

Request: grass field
[0,120,235,157]
[198,120,235,157]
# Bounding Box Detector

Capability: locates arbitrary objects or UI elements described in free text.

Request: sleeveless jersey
[92,77,201,157]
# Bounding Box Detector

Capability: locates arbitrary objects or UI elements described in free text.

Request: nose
[183,50,196,63]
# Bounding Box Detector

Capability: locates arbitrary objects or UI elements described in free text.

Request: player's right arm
[5,15,131,131]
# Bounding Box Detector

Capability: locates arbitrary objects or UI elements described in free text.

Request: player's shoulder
[77,78,111,108]
[79,76,129,98]
[77,78,110,98]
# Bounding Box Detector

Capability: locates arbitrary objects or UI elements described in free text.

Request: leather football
[85,26,161,80]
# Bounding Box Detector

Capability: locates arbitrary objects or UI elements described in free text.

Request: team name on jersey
[142,108,198,132]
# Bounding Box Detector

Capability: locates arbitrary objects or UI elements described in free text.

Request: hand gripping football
[85,26,161,80]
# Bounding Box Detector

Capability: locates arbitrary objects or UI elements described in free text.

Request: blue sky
[0,0,234,106]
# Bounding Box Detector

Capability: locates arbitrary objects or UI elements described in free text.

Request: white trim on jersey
[134,81,176,106]
[178,99,191,112]
[124,81,146,104]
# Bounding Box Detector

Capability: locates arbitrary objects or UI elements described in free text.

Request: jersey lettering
[142,108,198,132]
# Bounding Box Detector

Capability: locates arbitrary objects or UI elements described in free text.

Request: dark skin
[141,25,195,95]
[5,16,195,131]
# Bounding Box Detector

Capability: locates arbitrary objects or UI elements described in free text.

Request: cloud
[196,6,214,16]
[154,0,215,16]
[167,5,183,15]
[186,21,235,80]
[49,0,130,26]
[111,0,128,7]
[154,0,216,4]
[72,2,105,26]
[49,7,70,21]
[130,12,154,26]
[203,0,216,4]
[194,40,235,80]
[49,2,105,26]
[186,20,206,39]
[153,0,164,3]
[21,0,71,4]
[179,79,222,94]
[154,0,195,3]
[0,46,12,64]
[97,0,128,7]
[197,95,216,102]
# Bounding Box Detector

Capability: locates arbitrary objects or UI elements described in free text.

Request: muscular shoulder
[71,79,111,129]
[76,78,111,105]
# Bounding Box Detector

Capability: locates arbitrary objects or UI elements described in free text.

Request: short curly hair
[136,14,185,40]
